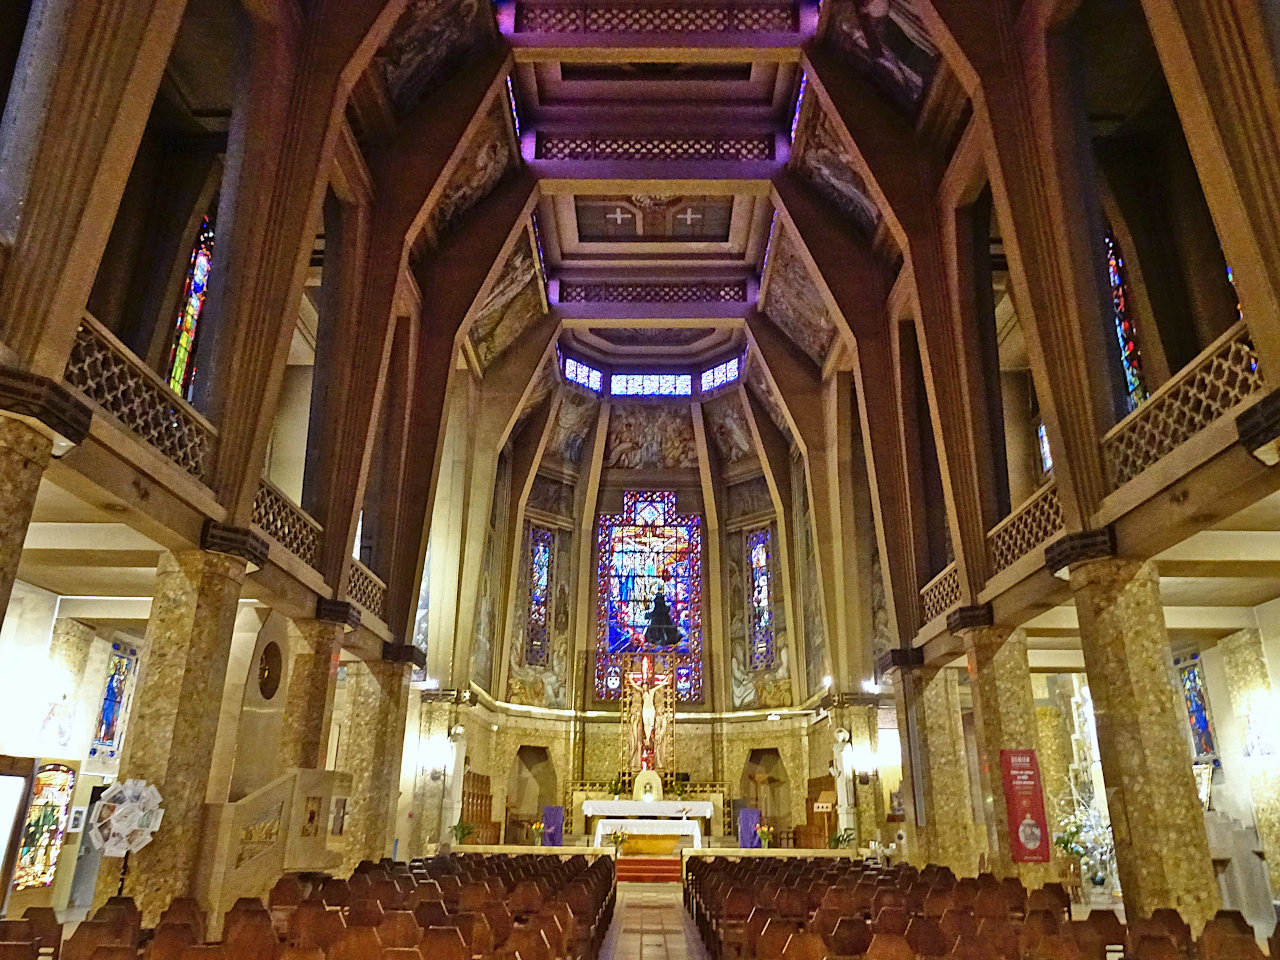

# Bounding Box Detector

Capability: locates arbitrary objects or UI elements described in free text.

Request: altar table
[592,817,703,848]
[582,800,714,819]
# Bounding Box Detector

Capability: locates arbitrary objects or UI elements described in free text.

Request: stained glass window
[761,212,777,277]
[1037,421,1053,475]
[610,373,692,397]
[746,527,776,669]
[525,526,555,666]
[1103,230,1146,411]
[1227,265,1244,322]
[168,216,214,399]
[90,646,134,759]
[13,764,75,890]
[1178,655,1216,758]
[700,357,741,393]
[506,74,522,138]
[790,71,807,141]
[564,357,603,392]
[596,491,703,702]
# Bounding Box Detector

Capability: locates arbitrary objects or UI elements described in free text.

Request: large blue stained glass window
[610,373,692,397]
[1178,655,1216,758]
[1104,230,1146,411]
[700,356,741,393]
[525,526,555,666]
[168,216,214,399]
[1037,421,1053,475]
[90,645,134,759]
[564,357,602,392]
[595,491,702,702]
[746,527,776,669]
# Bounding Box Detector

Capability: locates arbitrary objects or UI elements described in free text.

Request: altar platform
[593,817,703,850]
[583,799,713,852]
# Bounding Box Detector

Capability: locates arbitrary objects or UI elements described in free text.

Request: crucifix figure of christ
[624,654,673,771]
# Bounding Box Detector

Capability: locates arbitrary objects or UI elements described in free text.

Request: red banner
[1000,749,1050,863]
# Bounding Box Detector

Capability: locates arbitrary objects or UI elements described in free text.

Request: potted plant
[828,828,857,849]
[604,828,628,857]
[754,822,775,848]
[451,821,477,845]
[530,821,546,847]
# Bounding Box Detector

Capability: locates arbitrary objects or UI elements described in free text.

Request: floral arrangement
[754,822,776,848]
[1052,779,1115,887]
[669,779,689,798]
[604,828,628,854]
[451,821,477,844]
[606,777,626,798]
[530,821,546,845]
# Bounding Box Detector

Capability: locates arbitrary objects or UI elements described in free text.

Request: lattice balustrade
[986,482,1064,574]
[347,560,388,622]
[252,480,322,568]
[63,314,216,481]
[515,1,797,32]
[536,134,774,162]
[1102,322,1264,489]
[560,280,748,303]
[919,563,960,624]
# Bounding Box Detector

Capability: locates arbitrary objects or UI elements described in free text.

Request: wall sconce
[851,742,878,785]
[421,735,455,781]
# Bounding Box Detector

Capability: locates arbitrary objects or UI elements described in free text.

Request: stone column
[278,616,344,769]
[918,667,981,876]
[1217,628,1280,897]
[407,699,455,856]
[1035,681,1076,881]
[340,657,409,868]
[48,616,96,690]
[839,704,886,846]
[961,618,1052,886]
[0,418,51,621]
[891,673,926,866]
[1068,554,1219,929]
[109,548,247,922]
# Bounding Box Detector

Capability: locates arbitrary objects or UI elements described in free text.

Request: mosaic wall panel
[469,231,546,370]
[604,404,698,469]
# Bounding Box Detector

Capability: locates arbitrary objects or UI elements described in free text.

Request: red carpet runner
[615,856,684,883]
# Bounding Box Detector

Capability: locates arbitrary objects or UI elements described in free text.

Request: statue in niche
[643,591,681,647]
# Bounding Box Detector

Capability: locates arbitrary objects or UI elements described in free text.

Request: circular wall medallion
[258,641,282,700]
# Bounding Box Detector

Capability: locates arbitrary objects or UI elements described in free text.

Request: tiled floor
[599,882,710,960]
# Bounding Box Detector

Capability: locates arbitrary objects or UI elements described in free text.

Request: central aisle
[599,882,711,960]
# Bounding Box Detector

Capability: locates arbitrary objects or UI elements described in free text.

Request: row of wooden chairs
[0,853,615,960]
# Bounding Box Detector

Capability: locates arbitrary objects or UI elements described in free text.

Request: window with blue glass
[525,526,555,666]
[610,373,692,397]
[746,527,776,669]
[1104,230,1147,411]
[700,357,740,393]
[564,357,602,392]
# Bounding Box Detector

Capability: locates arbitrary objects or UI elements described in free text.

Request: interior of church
[1,0,1280,957]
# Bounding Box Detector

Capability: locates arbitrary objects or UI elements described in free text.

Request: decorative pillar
[1051,531,1219,929]
[1217,628,1280,897]
[279,604,354,769]
[838,703,885,846]
[917,667,981,876]
[0,417,50,611]
[955,606,1052,885]
[106,533,260,923]
[1035,680,1076,880]
[48,616,96,692]
[408,698,457,856]
[340,656,409,867]
[891,670,926,866]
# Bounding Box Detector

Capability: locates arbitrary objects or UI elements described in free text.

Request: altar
[592,817,703,849]
[582,800,713,819]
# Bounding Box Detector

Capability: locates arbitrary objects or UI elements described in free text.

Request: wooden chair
[145,924,197,960]
[348,898,387,927]
[1028,934,1085,960]
[0,943,36,960]
[376,911,422,948]
[328,926,383,960]
[906,917,953,958]
[62,922,122,960]
[864,933,916,960]
[175,949,226,960]
[871,909,909,937]
[507,926,552,960]
[225,921,281,960]
[828,917,871,957]
[419,926,470,960]
[758,920,796,960]
[782,932,830,960]
[452,912,494,957]
[381,950,425,960]
[1132,936,1183,960]
[88,949,136,960]
[20,908,60,960]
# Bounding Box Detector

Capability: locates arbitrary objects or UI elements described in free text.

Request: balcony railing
[514,0,799,32]
[986,481,1064,575]
[64,312,217,481]
[919,562,960,625]
[347,559,387,623]
[1102,320,1263,490]
[252,479,322,569]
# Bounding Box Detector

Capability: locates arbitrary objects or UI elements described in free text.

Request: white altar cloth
[582,800,714,818]
[593,817,703,848]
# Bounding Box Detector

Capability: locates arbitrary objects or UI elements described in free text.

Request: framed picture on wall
[69,806,87,832]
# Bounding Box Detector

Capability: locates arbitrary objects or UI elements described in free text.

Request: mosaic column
[0,418,52,622]
[1036,682,1076,881]
[106,548,247,923]
[340,657,410,868]
[840,704,886,846]
[48,617,96,693]
[278,617,344,769]
[407,699,454,856]
[1069,555,1219,929]
[891,674,926,866]
[918,667,981,876]
[962,621,1052,886]
[1217,628,1280,897]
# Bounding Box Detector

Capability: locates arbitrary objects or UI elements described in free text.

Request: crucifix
[624,654,673,771]
[676,207,702,226]
[606,207,633,225]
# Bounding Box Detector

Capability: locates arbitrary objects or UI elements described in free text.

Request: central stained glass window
[596,491,703,702]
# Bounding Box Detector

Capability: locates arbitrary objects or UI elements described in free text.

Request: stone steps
[615,856,684,883]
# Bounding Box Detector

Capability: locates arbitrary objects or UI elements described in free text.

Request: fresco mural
[761,224,839,364]
[377,0,492,118]
[727,476,774,521]
[507,525,572,708]
[424,103,516,245]
[547,389,600,468]
[527,474,575,519]
[793,457,829,696]
[605,404,698,469]
[824,0,940,115]
[471,457,509,692]
[792,100,882,235]
[745,356,794,445]
[469,231,546,369]
[704,392,755,464]
[726,528,792,709]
